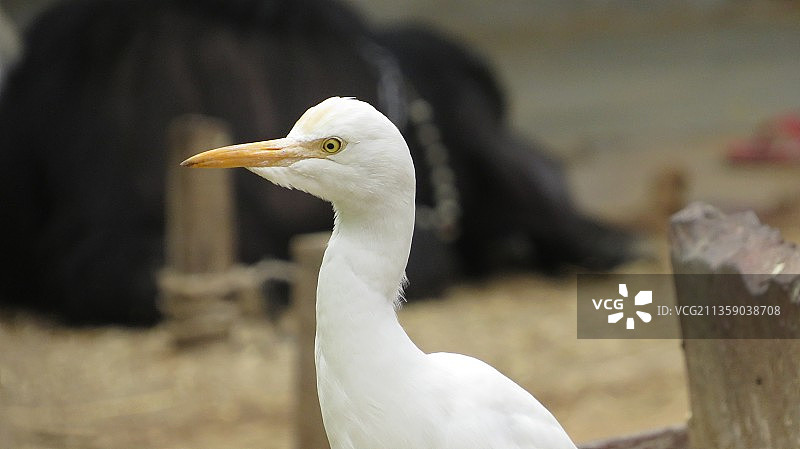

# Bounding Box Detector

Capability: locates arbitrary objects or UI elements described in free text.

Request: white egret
[182,97,577,449]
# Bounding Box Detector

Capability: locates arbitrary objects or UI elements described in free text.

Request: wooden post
[291,232,331,449]
[160,114,239,344]
[669,202,800,449]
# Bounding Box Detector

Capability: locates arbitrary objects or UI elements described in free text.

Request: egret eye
[322,137,343,154]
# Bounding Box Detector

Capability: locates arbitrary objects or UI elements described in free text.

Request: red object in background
[727,112,800,164]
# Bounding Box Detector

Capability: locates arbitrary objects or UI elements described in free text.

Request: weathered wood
[669,202,800,449]
[579,425,688,449]
[160,114,238,344]
[291,232,331,449]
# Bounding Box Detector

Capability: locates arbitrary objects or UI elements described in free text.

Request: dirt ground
[0,257,689,449]
[2,5,800,449]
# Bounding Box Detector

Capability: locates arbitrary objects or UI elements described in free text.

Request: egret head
[182,97,415,210]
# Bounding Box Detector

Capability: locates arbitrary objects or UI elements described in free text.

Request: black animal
[0,0,633,325]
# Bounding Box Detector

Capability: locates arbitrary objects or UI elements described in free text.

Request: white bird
[182,97,577,449]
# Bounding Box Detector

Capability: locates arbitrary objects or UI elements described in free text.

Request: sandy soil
[0,263,688,449]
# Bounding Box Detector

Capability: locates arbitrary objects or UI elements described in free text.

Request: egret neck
[315,190,423,376]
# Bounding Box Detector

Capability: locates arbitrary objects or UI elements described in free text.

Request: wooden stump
[160,114,239,345]
[291,232,331,449]
[669,202,800,449]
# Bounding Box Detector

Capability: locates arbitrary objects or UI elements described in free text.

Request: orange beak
[181,137,307,168]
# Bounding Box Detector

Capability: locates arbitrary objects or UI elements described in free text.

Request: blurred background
[0,0,798,448]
